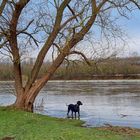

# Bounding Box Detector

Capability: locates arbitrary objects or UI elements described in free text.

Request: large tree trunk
[13,90,38,112]
[13,91,37,112]
[13,76,50,112]
[13,93,26,109]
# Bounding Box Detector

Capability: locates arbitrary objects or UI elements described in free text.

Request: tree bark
[13,89,36,112]
[8,0,31,111]
[13,92,26,109]
[0,0,7,16]
[12,0,99,112]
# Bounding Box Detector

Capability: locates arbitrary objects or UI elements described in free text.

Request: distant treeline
[1,57,140,80]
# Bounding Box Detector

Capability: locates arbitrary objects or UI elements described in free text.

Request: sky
[120,9,140,56]
[29,8,140,61]
[1,0,140,62]
[71,9,140,59]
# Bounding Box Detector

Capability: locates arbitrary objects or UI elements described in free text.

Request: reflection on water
[0,80,140,128]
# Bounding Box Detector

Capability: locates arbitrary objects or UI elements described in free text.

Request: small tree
[0,0,139,112]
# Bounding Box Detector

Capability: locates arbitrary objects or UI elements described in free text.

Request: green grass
[0,107,140,140]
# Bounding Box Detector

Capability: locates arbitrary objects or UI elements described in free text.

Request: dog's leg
[78,110,80,118]
[71,111,74,119]
[67,107,70,118]
[74,112,76,119]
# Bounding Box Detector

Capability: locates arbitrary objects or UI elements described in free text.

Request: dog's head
[77,101,83,106]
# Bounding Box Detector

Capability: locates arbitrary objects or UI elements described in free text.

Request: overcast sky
[121,9,140,56]
[29,8,140,61]
[0,1,139,63]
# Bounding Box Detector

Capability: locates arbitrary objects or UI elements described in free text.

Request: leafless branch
[67,4,78,22]
[129,0,140,9]
[0,40,8,49]
[69,50,91,66]
[19,31,39,47]
[60,11,83,30]
[0,0,8,16]
[17,19,34,34]
[53,43,62,53]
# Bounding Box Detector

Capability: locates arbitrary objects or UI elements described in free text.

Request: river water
[0,80,140,128]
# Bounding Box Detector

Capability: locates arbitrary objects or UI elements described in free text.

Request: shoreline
[1,107,140,139]
[1,74,140,81]
[0,79,140,82]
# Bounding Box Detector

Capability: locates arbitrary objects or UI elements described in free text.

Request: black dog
[67,101,83,118]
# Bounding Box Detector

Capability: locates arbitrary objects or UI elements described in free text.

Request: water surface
[0,80,140,128]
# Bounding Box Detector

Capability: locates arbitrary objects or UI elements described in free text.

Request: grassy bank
[0,107,140,140]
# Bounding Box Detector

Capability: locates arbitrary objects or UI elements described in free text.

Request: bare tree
[0,0,140,112]
[0,0,8,16]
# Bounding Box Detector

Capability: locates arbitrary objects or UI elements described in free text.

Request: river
[0,80,140,128]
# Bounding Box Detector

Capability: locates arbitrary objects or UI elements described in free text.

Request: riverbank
[1,107,140,140]
[1,74,140,81]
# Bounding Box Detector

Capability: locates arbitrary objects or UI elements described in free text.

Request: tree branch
[25,0,71,92]
[19,31,39,47]
[53,43,62,53]
[0,0,8,16]
[60,5,86,30]
[129,0,140,9]
[9,0,30,94]
[67,4,78,22]
[17,19,34,34]
[69,51,91,66]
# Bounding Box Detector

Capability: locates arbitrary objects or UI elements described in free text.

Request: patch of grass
[0,107,140,140]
